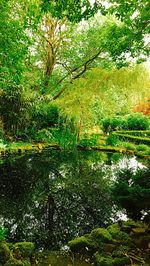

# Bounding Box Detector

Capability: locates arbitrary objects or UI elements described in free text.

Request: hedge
[112,132,150,145]
[114,130,150,137]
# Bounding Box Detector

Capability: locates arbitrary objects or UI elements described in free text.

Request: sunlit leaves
[55,65,150,127]
[41,0,98,22]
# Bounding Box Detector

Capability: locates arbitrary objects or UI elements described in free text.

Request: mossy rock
[13,242,34,259]
[122,220,143,229]
[90,228,112,244]
[132,227,146,234]
[4,257,24,266]
[103,243,116,253]
[94,253,113,266]
[0,242,11,264]
[68,235,98,253]
[107,224,121,237]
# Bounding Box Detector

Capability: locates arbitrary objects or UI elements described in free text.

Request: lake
[0,149,146,250]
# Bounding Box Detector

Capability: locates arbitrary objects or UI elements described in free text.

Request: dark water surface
[0,149,143,249]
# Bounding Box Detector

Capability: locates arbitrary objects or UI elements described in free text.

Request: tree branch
[53,49,102,100]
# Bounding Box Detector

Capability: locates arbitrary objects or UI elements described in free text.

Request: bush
[113,132,150,145]
[122,142,136,151]
[33,128,53,143]
[53,117,78,149]
[127,113,149,130]
[101,116,127,133]
[136,144,149,152]
[32,103,59,129]
[106,135,119,146]
[0,85,32,136]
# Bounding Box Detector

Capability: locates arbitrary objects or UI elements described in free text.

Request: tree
[97,0,150,61]
[0,0,29,87]
[40,0,99,23]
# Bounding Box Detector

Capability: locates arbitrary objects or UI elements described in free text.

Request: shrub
[79,134,98,147]
[101,116,127,133]
[0,85,32,136]
[122,142,136,151]
[106,134,119,146]
[33,128,53,143]
[127,113,149,130]
[32,103,59,129]
[113,132,150,145]
[136,144,149,152]
[53,117,78,149]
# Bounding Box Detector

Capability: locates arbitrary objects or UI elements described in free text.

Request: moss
[13,242,34,259]
[0,242,11,264]
[113,257,130,266]
[112,245,130,259]
[94,253,113,266]
[132,227,146,234]
[4,257,24,266]
[107,224,121,237]
[37,251,93,266]
[90,228,112,243]
[68,235,98,253]
[103,243,116,253]
[122,220,143,228]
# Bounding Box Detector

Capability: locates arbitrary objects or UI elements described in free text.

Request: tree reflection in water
[0,150,138,249]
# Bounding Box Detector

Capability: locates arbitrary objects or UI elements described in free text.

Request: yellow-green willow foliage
[55,64,150,128]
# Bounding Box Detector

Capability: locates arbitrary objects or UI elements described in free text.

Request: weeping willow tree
[55,64,150,132]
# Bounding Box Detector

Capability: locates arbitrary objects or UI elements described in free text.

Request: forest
[0,0,150,265]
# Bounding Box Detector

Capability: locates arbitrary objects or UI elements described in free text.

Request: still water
[0,149,144,249]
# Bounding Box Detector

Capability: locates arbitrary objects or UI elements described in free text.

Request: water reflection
[0,150,143,249]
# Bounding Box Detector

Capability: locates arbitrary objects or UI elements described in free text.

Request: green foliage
[0,226,7,241]
[111,167,150,220]
[0,242,10,264]
[94,254,113,266]
[127,113,149,130]
[113,132,150,145]
[13,242,35,258]
[106,135,119,146]
[0,0,29,87]
[79,134,99,147]
[33,128,53,143]
[136,144,149,152]
[114,130,150,138]
[102,113,150,133]
[32,103,59,129]
[90,228,112,243]
[121,142,136,151]
[52,117,78,149]
[69,220,149,265]
[41,0,98,22]
[0,85,32,136]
